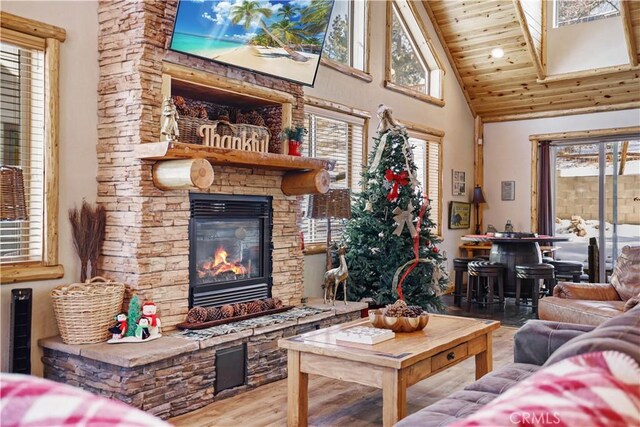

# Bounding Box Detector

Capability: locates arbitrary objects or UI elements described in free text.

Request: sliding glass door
[552,139,640,282]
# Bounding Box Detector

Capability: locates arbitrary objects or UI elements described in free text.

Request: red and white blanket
[0,374,169,427]
[452,351,640,427]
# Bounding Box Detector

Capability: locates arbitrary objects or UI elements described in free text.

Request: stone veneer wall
[97,0,306,329]
[42,309,362,419]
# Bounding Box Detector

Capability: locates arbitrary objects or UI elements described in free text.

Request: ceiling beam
[537,64,640,83]
[619,141,630,175]
[621,0,639,66]
[512,0,545,80]
[484,102,640,123]
[421,0,477,117]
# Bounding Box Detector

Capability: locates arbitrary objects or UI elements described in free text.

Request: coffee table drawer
[432,343,468,371]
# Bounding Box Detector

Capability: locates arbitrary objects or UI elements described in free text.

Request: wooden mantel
[134,141,334,195]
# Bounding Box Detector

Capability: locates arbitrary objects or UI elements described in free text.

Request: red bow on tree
[385,169,409,202]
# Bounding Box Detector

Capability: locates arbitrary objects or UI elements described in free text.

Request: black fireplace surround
[189,193,273,308]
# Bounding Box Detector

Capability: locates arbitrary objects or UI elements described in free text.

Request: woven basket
[51,276,125,344]
[178,116,271,148]
[178,116,212,145]
[0,166,27,221]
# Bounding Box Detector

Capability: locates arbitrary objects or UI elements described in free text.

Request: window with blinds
[0,38,46,263]
[410,135,441,235]
[302,107,366,246]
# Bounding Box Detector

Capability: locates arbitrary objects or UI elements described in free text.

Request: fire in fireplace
[189,193,272,308]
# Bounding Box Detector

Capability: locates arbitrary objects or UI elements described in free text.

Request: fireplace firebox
[189,193,273,308]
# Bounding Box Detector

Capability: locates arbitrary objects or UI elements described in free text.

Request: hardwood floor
[170,326,518,427]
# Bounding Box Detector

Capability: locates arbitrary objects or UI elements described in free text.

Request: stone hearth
[40,301,365,419]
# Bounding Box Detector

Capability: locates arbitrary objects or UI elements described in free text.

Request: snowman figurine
[135,317,151,340]
[108,313,127,340]
[141,301,162,338]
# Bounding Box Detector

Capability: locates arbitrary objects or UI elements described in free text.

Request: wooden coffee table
[278,314,500,427]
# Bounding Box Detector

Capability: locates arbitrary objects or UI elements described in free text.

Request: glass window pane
[555,0,620,27]
[390,5,429,94]
[0,41,45,263]
[322,0,367,70]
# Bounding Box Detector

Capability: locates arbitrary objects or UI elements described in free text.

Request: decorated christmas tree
[342,105,448,311]
[124,295,141,337]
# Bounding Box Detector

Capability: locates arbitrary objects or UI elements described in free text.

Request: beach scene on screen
[171,0,333,85]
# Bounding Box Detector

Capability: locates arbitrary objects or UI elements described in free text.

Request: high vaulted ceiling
[422,0,640,122]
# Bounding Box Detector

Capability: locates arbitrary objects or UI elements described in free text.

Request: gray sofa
[396,305,640,426]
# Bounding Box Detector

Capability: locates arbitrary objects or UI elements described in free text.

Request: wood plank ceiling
[422,0,640,122]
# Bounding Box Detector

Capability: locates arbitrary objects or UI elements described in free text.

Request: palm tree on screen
[230,1,309,62]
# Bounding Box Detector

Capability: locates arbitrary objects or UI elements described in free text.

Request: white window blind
[409,135,441,234]
[302,106,365,245]
[0,39,46,263]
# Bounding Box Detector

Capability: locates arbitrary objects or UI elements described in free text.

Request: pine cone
[233,303,248,317]
[220,304,235,318]
[408,306,423,317]
[206,307,222,321]
[186,306,208,324]
[258,299,270,311]
[247,110,266,127]
[272,298,283,308]
[195,105,208,119]
[263,298,276,310]
[246,300,262,314]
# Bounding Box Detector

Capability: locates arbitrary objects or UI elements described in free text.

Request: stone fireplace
[96,0,308,329]
[189,193,273,308]
[40,3,367,417]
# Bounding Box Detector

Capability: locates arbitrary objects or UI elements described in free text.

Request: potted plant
[281,125,307,156]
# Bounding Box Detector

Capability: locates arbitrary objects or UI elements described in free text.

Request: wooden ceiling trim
[513,0,545,80]
[430,0,513,14]
[478,93,640,117]
[459,63,536,77]
[454,47,529,64]
[449,35,526,54]
[630,1,640,63]
[621,0,639,66]
[484,101,640,123]
[471,77,636,98]
[470,68,639,92]
[421,0,476,117]
[538,64,640,83]
[480,85,640,108]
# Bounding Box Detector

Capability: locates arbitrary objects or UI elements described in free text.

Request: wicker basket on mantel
[51,277,125,344]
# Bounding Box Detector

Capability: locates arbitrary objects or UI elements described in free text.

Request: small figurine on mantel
[135,318,151,341]
[161,96,180,141]
[142,301,162,336]
[108,313,127,340]
[107,297,162,344]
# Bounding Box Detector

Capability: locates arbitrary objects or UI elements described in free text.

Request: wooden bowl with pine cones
[369,300,429,333]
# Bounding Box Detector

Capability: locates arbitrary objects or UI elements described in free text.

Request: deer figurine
[323,246,348,305]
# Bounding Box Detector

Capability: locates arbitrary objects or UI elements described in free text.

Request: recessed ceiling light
[491,48,504,59]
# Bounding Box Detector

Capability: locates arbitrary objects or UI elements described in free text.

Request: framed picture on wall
[501,181,515,201]
[448,201,471,229]
[452,170,466,196]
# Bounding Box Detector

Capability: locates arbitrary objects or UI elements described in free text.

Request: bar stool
[453,258,472,307]
[515,263,555,315]
[547,260,583,284]
[467,261,505,313]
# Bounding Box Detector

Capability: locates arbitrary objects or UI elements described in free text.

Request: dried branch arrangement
[69,201,106,282]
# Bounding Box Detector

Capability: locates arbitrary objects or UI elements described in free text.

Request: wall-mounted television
[170,0,335,87]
